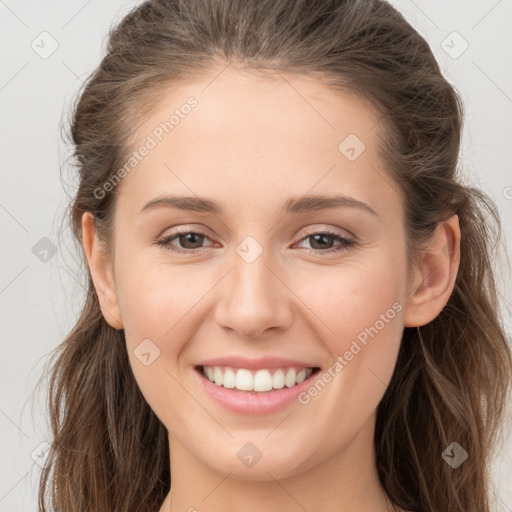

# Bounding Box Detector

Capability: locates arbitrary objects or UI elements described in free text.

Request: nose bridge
[214,236,292,337]
[233,245,274,300]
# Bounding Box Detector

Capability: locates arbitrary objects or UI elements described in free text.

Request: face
[83,63,455,482]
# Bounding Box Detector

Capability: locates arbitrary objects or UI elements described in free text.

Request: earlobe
[403,214,461,328]
[81,212,124,330]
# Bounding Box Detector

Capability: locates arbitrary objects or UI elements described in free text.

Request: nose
[213,248,294,339]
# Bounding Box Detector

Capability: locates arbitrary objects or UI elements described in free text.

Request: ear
[403,214,461,327]
[81,211,124,330]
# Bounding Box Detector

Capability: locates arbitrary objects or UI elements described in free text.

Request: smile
[194,364,322,415]
[198,365,318,392]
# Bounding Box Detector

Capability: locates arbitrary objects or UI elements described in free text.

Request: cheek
[115,255,210,340]
[301,254,404,337]
[286,257,405,446]
[115,259,205,427]
[294,252,406,388]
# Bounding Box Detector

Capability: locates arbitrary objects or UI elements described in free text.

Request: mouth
[194,365,322,393]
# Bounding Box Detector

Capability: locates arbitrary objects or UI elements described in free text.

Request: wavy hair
[36,1,512,511]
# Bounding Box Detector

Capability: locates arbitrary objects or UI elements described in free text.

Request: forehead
[115,65,399,222]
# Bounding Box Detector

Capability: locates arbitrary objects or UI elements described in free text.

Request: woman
[37,1,512,511]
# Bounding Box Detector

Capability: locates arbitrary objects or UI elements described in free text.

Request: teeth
[235,369,253,391]
[214,367,223,386]
[296,368,307,384]
[253,369,273,392]
[223,367,236,388]
[285,368,296,387]
[272,369,285,389]
[201,366,314,392]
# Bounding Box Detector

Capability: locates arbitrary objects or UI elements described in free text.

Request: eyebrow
[140,194,379,217]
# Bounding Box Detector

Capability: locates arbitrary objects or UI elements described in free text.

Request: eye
[154,227,356,256]
[155,228,216,254]
[295,230,356,256]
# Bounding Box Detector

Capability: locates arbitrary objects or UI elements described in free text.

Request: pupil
[180,233,203,248]
[311,234,332,249]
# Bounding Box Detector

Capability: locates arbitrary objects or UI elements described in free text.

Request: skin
[82,62,460,512]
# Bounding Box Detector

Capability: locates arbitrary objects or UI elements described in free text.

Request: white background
[1,0,511,510]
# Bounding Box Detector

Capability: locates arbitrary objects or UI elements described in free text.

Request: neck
[160,413,396,512]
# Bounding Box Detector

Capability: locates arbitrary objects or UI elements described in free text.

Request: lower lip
[194,367,320,415]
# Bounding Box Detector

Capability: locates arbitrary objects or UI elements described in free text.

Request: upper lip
[195,356,320,370]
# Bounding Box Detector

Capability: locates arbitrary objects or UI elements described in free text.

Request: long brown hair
[36,1,512,511]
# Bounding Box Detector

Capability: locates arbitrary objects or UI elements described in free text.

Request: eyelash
[154,227,356,256]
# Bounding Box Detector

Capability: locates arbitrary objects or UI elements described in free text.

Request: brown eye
[156,229,214,254]
[308,233,336,250]
[296,231,356,255]
[175,232,205,249]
